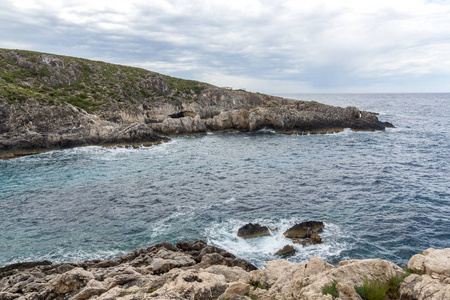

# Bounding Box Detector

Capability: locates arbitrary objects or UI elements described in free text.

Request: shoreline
[0,125,387,160]
[1,241,448,299]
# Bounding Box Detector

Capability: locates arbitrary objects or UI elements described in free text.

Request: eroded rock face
[237,223,271,239]
[0,50,394,158]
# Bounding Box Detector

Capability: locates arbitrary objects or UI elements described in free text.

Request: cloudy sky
[1,0,450,93]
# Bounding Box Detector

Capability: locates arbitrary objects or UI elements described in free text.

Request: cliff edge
[0,242,448,299]
[0,49,393,158]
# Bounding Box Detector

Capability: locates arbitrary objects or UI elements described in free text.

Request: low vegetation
[162,74,209,95]
[354,277,390,300]
[322,280,339,297]
[0,48,209,112]
[353,275,406,300]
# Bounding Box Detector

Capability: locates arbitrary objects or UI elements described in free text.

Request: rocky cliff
[1,242,448,300]
[0,49,393,158]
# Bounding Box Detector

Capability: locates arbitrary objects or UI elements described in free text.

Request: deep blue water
[1,93,449,269]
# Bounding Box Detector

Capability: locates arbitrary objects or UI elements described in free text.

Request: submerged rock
[237,223,270,239]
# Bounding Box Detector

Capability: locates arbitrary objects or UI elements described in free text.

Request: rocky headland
[1,242,449,300]
[0,49,394,158]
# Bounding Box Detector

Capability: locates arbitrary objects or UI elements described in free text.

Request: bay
[1,93,449,268]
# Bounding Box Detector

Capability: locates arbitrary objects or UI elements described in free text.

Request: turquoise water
[1,93,449,268]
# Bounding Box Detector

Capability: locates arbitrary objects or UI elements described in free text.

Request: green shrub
[403,268,423,276]
[386,276,404,299]
[354,277,389,300]
[322,280,339,297]
[59,96,96,111]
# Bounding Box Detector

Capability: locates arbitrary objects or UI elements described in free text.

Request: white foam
[206,218,351,268]
[4,248,125,266]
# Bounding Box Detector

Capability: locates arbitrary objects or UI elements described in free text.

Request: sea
[1,93,449,269]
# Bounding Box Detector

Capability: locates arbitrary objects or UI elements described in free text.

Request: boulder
[408,248,450,279]
[283,221,324,239]
[237,223,270,239]
[400,248,450,299]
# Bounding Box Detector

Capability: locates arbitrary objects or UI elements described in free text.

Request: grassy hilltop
[0,49,210,113]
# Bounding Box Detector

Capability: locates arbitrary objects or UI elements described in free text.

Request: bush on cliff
[354,275,404,300]
[322,280,339,297]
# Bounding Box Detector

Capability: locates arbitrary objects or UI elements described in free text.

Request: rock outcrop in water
[283,221,325,246]
[0,49,394,158]
[1,243,449,299]
[237,223,271,239]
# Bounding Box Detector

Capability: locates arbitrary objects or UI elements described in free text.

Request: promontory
[0,49,394,158]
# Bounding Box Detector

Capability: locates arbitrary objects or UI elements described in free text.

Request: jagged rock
[284,221,325,239]
[275,245,296,256]
[3,241,445,300]
[176,240,208,253]
[237,223,270,239]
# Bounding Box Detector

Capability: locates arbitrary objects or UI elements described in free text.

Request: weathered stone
[284,221,325,239]
[275,245,296,256]
[408,248,450,279]
[47,267,95,296]
[237,223,270,239]
[218,282,251,300]
[400,274,450,300]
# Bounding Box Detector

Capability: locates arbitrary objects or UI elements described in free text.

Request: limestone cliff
[0,49,394,158]
[1,242,448,299]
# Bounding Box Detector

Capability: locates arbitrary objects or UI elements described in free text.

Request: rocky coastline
[0,49,394,158]
[1,241,448,300]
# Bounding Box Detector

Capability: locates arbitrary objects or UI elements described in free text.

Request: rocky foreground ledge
[1,242,448,300]
[0,49,394,158]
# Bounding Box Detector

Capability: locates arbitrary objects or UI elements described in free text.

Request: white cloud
[1,0,450,92]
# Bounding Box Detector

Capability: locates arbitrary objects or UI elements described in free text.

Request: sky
[1,0,450,93]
